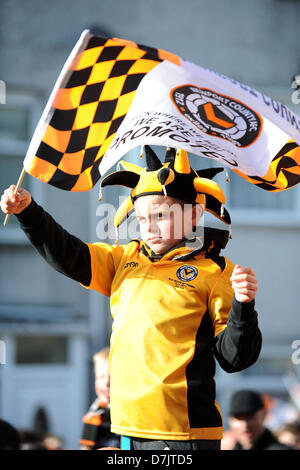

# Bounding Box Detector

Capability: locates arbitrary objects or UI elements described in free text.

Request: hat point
[174,149,191,174]
[145,145,162,171]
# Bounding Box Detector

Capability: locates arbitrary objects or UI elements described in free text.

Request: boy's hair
[138,194,197,211]
[93,346,110,366]
[160,196,196,208]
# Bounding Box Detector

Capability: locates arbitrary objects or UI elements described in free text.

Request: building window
[0,90,43,240]
[228,171,295,210]
[0,105,31,228]
[15,335,68,364]
[0,105,30,141]
[241,350,295,378]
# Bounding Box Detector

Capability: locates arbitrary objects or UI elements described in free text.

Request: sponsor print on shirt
[123,262,139,269]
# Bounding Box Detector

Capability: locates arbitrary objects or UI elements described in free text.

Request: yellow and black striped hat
[100,146,231,229]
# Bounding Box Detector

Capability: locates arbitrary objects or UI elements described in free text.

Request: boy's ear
[192,204,203,226]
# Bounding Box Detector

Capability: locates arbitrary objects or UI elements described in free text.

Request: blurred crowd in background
[1,347,300,451]
[1,392,300,451]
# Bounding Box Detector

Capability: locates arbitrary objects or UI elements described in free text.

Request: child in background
[80,347,120,449]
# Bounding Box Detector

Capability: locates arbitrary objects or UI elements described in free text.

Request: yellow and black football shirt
[17,200,262,441]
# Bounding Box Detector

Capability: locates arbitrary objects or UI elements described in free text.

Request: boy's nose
[146,217,158,233]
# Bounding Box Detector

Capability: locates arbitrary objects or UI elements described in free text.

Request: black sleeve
[213,296,262,373]
[16,199,92,286]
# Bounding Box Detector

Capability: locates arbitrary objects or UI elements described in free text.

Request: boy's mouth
[147,237,162,243]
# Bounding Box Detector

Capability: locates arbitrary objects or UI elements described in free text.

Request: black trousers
[131,437,221,450]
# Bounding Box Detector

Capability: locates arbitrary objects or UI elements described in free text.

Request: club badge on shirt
[176,265,198,282]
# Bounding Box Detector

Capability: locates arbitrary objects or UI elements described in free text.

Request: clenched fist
[230,264,258,303]
[0,185,32,215]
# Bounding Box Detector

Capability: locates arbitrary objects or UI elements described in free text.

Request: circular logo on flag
[171,85,262,148]
[176,265,198,282]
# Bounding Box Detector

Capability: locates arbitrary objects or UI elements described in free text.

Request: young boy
[80,347,120,450]
[1,146,261,451]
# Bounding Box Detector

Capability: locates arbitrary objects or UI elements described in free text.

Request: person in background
[0,419,21,450]
[228,390,293,450]
[220,428,237,450]
[276,420,300,450]
[79,347,120,450]
[18,429,47,450]
[42,433,64,450]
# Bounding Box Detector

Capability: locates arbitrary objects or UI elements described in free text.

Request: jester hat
[100,146,231,229]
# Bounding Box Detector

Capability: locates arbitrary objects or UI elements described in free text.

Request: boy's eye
[154,213,166,220]
[137,213,169,224]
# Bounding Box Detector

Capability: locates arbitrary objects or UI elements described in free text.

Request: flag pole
[3,168,26,227]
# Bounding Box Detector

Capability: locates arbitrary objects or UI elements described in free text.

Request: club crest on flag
[171,85,262,148]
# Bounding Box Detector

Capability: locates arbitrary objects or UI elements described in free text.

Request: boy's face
[94,356,110,407]
[229,409,266,449]
[134,195,202,255]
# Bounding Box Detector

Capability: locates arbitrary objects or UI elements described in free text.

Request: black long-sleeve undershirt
[214,296,262,373]
[16,198,92,286]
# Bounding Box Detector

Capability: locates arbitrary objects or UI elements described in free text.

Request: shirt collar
[136,227,229,262]
[139,238,206,262]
